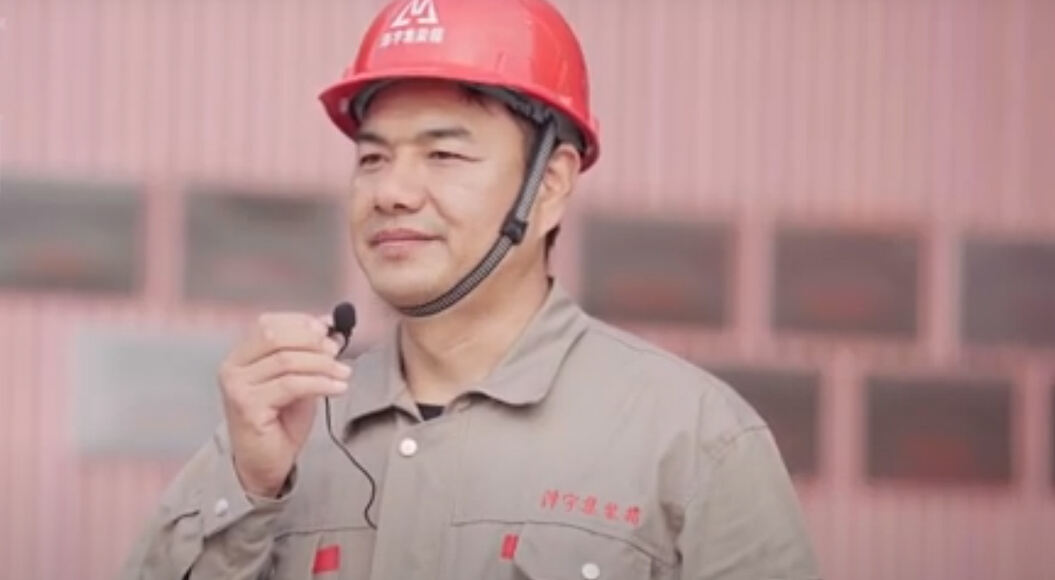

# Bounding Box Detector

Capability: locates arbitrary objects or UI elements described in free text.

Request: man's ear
[534,143,581,236]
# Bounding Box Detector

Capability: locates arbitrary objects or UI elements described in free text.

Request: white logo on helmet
[380,0,444,48]
[391,0,438,27]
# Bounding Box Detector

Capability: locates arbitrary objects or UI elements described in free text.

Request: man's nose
[374,157,427,214]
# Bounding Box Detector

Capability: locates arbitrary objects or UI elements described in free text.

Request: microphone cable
[325,304,378,529]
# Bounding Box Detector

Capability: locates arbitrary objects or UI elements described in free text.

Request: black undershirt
[418,403,444,421]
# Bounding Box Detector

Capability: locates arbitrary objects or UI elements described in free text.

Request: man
[121,0,820,578]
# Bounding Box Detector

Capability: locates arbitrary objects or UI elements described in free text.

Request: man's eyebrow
[417,126,473,142]
[351,126,474,146]
[352,129,388,146]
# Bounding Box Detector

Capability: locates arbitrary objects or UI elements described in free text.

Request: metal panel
[773,226,920,338]
[1,0,1054,579]
[961,238,1055,346]
[183,187,345,310]
[581,216,732,327]
[73,325,232,458]
[867,375,1013,484]
[0,175,143,295]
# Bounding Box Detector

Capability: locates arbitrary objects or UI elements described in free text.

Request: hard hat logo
[391,0,439,27]
[380,0,444,48]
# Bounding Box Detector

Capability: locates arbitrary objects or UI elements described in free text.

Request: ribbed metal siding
[0,1,1052,579]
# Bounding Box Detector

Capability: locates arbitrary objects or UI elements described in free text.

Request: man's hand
[218,313,351,498]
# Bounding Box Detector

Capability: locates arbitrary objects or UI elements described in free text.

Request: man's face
[348,80,530,308]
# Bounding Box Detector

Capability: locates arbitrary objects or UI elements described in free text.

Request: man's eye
[429,150,464,161]
[358,153,384,167]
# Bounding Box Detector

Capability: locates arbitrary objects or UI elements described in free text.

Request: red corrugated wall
[1,1,1053,578]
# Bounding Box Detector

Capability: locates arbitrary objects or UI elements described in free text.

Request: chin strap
[396,119,558,318]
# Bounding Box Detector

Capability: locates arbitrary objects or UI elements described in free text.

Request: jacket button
[399,437,419,457]
[581,562,600,579]
[213,498,230,518]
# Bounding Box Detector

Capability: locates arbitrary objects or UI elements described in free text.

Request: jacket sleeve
[117,426,295,580]
[678,426,822,580]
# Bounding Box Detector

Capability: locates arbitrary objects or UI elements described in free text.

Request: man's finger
[228,314,338,367]
[255,373,349,410]
[241,351,352,385]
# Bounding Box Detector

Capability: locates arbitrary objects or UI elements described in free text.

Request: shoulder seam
[687,425,773,511]
[582,319,707,373]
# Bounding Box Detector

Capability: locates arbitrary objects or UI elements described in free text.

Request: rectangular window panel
[0,176,142,294]
[773,227,919,337]
[706,366,820,477]
[581,217,732,327]
[867,376,1012,484]
[184,188,344,309]
[74,325,232,458]
[961,239,1055,346]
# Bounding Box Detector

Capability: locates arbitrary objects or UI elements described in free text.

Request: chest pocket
[265,528,376,580]
[512,523,653,580]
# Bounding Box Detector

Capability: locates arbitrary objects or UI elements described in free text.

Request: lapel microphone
[328,302,357,349]
[324,301,378,529]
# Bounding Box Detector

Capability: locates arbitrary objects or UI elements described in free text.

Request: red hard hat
[318,0,600,171]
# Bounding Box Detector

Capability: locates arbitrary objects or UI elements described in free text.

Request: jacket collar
[338,281,589,429]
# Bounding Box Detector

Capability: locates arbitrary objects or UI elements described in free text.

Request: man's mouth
[369,228,440,248]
